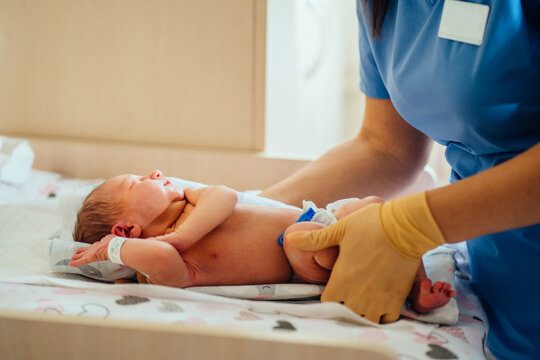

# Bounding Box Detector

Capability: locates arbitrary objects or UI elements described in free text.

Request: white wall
[265,0,362,159]
[265,0,450,184]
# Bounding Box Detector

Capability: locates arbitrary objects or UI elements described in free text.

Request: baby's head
[74,170,185,244]
[73,184,124,244]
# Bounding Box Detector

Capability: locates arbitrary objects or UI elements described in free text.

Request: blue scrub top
[356,1,540,358]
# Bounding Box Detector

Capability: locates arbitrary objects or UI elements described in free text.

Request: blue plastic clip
[277,207,316,245]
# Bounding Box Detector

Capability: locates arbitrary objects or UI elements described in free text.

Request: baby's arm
[153,185,238,251]
[70,235,192,287]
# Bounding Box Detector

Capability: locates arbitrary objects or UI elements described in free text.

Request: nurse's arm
[427,141,540,243]
[259,97,432,207]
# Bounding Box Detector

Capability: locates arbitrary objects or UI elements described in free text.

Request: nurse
[260,1,540,358]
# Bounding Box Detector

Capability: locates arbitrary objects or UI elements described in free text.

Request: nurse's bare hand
[69,234,116,266]
[285,192,445,323]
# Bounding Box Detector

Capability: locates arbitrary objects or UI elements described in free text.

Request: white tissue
[0,136,35,185]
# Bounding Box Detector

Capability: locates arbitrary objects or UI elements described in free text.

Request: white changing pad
[0,272,486,360]
[189,284,324,301]
[47,236,325,301]
[47,232,458,324]
[0,169,490,360]
[1,170,458,325]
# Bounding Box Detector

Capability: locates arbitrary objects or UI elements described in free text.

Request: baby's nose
[149,170,163,180]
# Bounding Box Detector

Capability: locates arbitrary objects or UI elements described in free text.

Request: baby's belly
[181,205,301,286]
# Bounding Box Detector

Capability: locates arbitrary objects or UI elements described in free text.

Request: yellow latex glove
[286,191,445,323]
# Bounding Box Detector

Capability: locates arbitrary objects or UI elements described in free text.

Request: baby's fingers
[74,247,88,255]
[71,249,86,260]
[69,258,89,267]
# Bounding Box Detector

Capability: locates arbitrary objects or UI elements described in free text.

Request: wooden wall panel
[26,136,308,191]
[0,0,266,151]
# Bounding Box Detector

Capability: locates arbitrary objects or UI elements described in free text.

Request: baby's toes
[420,278,432,294]
[434,282,455,298]
[432,281,443,293]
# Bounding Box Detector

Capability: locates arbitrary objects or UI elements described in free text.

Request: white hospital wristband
[107,236,128,265]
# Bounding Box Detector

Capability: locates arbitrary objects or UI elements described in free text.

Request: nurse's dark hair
[362,0,390,38]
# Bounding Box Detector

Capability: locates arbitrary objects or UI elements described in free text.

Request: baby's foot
[411,279,455,313]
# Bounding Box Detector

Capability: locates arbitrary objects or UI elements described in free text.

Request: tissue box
[0,136,35,185]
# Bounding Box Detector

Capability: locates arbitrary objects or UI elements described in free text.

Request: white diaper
[302,198,360,227]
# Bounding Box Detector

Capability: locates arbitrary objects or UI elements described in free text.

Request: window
[266,0,450,185]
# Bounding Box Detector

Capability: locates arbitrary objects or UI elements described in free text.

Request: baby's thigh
[282,222,338,284]
[282,222,326,261]
[334,196,383,219]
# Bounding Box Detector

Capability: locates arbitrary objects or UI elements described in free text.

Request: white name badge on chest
[438,0,490,46]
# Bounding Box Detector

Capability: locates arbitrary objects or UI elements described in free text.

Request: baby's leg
[335,197,455,312]
[409,263,455,313]
[282,196,383,284]
[285,196,454,312]
[282,222,338,284]
[333,196,383,219]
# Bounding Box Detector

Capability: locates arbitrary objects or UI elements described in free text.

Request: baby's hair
[73,183,124,244]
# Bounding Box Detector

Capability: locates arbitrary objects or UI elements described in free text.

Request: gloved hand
[286,191,445,323]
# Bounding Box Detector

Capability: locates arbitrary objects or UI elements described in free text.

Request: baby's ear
[111,223,129,237]
[111,222,142,238]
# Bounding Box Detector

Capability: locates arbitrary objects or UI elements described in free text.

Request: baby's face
[101,170,185,229]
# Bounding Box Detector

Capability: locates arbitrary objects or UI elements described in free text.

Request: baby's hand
[69,234,117,267]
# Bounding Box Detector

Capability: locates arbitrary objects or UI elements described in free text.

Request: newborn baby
[70,170,454,314]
